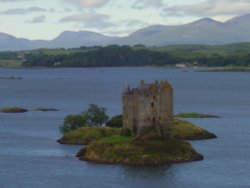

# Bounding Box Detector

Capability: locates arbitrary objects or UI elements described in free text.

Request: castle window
[159,116,161,120]
[151,102,154,107]
[153,117,156,122]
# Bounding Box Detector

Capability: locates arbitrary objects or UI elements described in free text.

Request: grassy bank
[172,119,216,140]
[0,60,22,68]
[198,67,250,72]
[57,127,121,145]
[174,112,219,118]
[58,118,216,165]
[78,136,203,165]
[58,118,216,145]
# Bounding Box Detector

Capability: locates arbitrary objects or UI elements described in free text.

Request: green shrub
[106,114,123,128]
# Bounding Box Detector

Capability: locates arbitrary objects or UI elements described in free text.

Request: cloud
[125,19,146,27]
[62,0,109,8]
[0,7,47,15]
[163,0,250,17]
[0,0,31,2]
[59,13,114,28]
[132,0,165,9]
[27,15,46,23]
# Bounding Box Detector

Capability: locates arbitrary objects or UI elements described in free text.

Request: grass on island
[57,127,121,145]
[58,118,216,145]
[172,119,216,140]
[0,107,28,113]
[78,135,203,165]
[59,118,217,165]
[175,112,219,118]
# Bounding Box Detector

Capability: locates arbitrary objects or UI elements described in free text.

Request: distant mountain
[0,33,32,51]
[112,14,250,45]
[1,14,250,51]
[0,31,118,51]
[47,31,118,48]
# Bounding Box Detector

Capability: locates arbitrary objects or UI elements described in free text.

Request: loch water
[0,67,250,188]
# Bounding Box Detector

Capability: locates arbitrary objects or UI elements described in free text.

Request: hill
[113,14,250,46]
[1,14,250,51]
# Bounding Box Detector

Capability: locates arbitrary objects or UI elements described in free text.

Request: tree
[106,115,123,128]
[59,104,109,134]
[83,104,109,127]
[59,114,87,134]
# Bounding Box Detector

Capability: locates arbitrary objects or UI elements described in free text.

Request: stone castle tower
[122,80,173,137]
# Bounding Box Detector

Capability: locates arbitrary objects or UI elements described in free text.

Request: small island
[34,108,59,112]
[0,107,59,113]
[58,80,217,166]
[58,119,216,145]
[78,135,203,165]
[0,107,28,113]
[175,112,219,118]
[0,76,22,80]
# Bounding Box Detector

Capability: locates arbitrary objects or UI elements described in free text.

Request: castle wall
[122,81,173,137]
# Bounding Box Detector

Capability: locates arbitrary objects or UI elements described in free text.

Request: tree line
[23,45,177,67]
[20,45,250,67]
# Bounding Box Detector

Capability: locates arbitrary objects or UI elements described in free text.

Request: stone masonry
[122,80,173,137]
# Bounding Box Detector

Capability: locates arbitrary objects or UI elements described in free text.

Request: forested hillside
[1,43,250,68]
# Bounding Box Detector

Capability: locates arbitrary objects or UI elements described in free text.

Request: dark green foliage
[0,51,18,60]
[120,128,132,137]
[23,45,175,67]
[59,104,109,134]
[22,43,250,67]
[59,114,87,134]
[106,114,123,128]
[83,104,109,127]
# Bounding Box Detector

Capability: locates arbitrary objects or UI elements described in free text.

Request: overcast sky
[0,0,249,40]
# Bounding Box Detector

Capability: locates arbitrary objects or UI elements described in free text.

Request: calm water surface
[0,67,250,188]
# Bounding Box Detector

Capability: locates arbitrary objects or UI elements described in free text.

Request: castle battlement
[123,80,172,96]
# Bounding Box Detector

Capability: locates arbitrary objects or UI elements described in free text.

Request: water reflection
[123,165,173,179]
[120,165,177,188]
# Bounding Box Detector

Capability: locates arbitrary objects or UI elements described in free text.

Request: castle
[122,80,173,137]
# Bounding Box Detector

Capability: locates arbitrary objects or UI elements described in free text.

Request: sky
[0,0,250,40]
